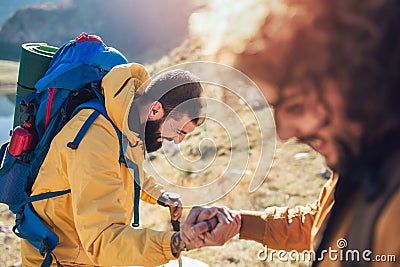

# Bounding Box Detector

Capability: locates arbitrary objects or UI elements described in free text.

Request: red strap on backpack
[44,88,55,130]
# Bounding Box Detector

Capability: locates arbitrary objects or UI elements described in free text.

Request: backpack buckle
[19,101,35,115]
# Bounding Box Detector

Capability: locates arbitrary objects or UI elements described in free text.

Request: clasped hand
[180,206,241,250]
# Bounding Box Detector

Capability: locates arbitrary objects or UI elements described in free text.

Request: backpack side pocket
[0,143,31,213]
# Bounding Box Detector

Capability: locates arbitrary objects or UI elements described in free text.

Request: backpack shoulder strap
[67,99,121,150]
[66,110,102,150]
[66,99,141,226]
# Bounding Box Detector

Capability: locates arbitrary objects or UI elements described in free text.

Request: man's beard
[143,119,163,153]
[298,134,355,174]
[332,136,358,174]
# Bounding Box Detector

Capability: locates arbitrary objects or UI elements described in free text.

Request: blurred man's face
[258,78,362,172]
[144,113,196,153]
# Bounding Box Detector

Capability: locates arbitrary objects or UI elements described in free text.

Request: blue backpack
[0,33,141,266]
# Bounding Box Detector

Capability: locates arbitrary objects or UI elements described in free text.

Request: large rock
[0,0,196,63]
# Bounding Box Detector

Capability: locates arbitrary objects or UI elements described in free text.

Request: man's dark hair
[234,0,400,143]
[141,69,204,124]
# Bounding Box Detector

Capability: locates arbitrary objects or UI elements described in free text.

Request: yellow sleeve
[141,174,165,204]
[67,113,176,266]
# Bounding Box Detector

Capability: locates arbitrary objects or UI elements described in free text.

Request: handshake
[170,206,241,255]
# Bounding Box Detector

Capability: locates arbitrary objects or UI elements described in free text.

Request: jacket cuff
[140,190,161,205]
[239,210,266,244]
[161,231,179,261]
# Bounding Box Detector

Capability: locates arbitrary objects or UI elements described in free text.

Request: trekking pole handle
[168,193,181,231]
[166,192,182,267]
[171,219,180,231]
[157,192,181,231]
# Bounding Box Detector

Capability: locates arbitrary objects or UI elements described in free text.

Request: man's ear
[148,101,164,121]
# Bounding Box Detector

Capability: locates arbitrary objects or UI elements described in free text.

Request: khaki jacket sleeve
[374,191,400,267]
[240,202,318,251]
[67,114,176,266]
[239,175,337,252]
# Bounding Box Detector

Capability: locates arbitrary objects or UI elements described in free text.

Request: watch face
[166,192,180,201]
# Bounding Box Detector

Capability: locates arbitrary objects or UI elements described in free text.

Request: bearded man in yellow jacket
[21,63,208,266]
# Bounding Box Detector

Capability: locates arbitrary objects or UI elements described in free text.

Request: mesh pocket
[0,149,30,212]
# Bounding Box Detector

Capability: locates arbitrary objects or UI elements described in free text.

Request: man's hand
[158,192,183,223]
[180,206,241,248]
[203,208,241,246]
[180,206,218,248]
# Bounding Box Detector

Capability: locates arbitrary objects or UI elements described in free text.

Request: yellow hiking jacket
[21,63,177,266]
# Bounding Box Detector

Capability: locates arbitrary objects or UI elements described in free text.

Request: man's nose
[174,135,184,144]
[276,108,326,141]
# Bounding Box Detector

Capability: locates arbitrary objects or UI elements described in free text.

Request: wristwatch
[157,192,181,207]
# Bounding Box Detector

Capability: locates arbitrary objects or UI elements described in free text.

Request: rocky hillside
[0,0,196,63]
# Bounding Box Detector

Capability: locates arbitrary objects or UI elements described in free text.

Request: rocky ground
[0,40,329,267]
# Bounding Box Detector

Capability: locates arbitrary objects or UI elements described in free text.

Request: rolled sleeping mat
[14,43,58,127]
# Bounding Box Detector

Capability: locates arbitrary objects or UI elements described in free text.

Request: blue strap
[125,157,141,227]
[28,189,71,203]
[13,204,61,267]
[68,99,141,226]
[72,98,121,136]
[40,245,53,267]
[13,224,54,267]
[68,99,124,165]
[39,241,62,267]
[67,110,100,150]
[133,182,141,227]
